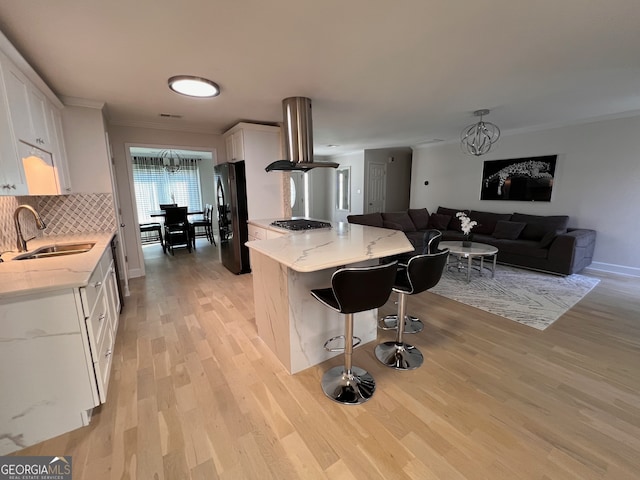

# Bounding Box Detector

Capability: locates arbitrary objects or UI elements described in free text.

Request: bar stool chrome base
[379,314,424,333]
[321,366,376,405]
[374,341,424,370]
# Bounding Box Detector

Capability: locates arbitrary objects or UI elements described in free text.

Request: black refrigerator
[214,161,251,274]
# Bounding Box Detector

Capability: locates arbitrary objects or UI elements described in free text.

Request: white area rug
[430,264,600,330]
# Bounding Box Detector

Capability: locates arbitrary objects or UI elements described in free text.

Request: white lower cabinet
[0,245,120,455]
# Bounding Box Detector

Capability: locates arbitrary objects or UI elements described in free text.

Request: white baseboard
[585,262,640,278]
[128,267,144,279]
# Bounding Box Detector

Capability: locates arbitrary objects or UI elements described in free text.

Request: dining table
[148,209,204,218]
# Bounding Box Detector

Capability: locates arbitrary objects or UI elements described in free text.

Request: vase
[462,233,473,247]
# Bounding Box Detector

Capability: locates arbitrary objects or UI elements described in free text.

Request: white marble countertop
[246,220,413,272]
[0,232,116,299]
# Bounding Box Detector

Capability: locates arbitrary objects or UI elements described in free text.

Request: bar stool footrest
[378,315,424,334]
[323,335,362,352]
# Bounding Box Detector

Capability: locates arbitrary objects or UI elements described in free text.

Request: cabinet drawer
[248,225,266,240]
[94,323,114,403]
[79,248,111,316]
[85,289,109,361]
[80,265,103,316]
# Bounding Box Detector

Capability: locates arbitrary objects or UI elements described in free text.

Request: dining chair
[163,206,191,255]
[190,204,216,247]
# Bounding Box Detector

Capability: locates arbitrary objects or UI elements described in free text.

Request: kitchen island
[246,220,412,374]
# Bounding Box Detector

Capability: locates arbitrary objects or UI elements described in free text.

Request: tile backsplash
[0,193,115,253]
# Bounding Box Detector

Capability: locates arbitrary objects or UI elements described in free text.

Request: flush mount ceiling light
[168,75,220,98]
[159,149,182,173]
[461,109,501,156]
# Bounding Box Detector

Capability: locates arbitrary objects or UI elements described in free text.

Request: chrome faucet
[14,205,47,252]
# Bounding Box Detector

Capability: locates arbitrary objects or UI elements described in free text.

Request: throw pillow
[381,212,417,232]
[437,206,468,231]
[428,213,451,230]
[469,210,512,235]
[511,213,569,241]
[408,208,430,230]
[492,220,526,240]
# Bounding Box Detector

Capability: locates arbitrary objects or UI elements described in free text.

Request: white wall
[365,147,412,212]
[108,124,224,278]
[410,115,640,276]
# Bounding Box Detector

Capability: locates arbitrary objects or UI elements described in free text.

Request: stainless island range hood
[265,97,339,172]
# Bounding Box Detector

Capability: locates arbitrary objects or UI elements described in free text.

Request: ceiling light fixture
[159,149,182,173]
[461,109,500,156]
[168,75,220,98]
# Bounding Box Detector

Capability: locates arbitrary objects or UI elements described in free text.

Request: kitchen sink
[13,242,96,260]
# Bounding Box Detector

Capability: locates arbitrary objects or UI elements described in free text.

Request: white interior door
[365,161,386,213]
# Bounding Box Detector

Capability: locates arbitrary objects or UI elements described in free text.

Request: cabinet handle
[105,349,112,358]
[36,138,44,144]
[90,281,102,288]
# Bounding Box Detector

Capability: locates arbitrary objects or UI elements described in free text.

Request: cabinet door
[232,130,244,160]
[1,59,32,145]
[225,134,234,161]
[104,259,121,333]
[225,130,245,161]
[27,87,51,150]
[47,103,72,193]
[0,62,26,194]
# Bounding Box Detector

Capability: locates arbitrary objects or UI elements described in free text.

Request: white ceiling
[1,0,639,156]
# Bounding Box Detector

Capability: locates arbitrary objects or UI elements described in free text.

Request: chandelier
[159,149,182,173]
[460,109,500,156]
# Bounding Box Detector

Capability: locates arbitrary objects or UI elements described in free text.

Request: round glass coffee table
[440,241,498,283]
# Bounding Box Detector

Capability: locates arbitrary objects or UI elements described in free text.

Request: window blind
[132,156,203,224]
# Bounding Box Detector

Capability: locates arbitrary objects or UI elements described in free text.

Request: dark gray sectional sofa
[347,206,596,275]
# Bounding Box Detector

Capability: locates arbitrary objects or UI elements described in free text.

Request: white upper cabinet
[225,129,245,161]
[223,122,284,220]
[0,46,71,195]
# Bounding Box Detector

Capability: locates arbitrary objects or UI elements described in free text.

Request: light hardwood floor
[13,241,640,479]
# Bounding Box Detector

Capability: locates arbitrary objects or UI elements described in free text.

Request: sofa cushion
[469,210,512,235]
[382,212,416,232]
[428,213,451,230]
[491,239,549,259]
[511,213,569,241]
[539,230,561,248]
[492,220,526,240]
[437,206,469,232]
[382,221,403,231]
[408,208,430,230]
[347,213,383,228]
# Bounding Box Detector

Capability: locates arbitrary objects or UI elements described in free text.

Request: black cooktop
[270,219,332,231]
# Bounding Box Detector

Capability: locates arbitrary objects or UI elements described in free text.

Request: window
[132,156,202,223]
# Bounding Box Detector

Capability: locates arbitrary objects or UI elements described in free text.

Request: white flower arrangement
[456,211,477,235]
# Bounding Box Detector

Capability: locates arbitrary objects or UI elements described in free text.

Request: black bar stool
[375,249,448,370]
[379,229,443,334]
[311,261,398,405]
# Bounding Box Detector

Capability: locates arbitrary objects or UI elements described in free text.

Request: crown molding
[108,119,221,135]
[60,96,105,109]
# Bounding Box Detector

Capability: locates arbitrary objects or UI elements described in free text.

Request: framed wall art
[480,155,557,201]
